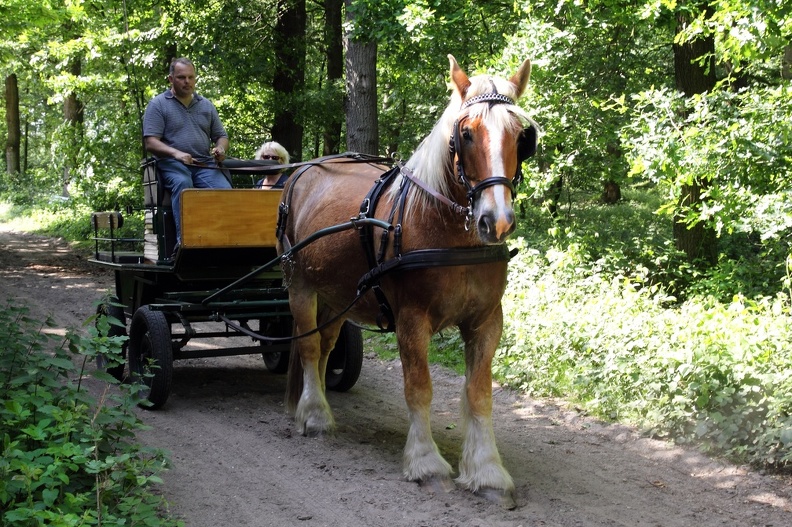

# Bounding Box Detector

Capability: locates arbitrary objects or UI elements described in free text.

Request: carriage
[89,157,365,410]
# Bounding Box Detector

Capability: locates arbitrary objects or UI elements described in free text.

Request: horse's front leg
[457,304,516,508]
[397,317,454,492]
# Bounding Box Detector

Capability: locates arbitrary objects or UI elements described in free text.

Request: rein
[398,162,468,217]
[181,151,392,175]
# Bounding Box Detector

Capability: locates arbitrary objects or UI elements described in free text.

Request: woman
[254,141,290,189]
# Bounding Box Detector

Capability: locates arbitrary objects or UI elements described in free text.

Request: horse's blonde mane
[392,72,532,216]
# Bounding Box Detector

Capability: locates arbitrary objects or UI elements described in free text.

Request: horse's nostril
[505,210,516,228]
[478,215,494,235]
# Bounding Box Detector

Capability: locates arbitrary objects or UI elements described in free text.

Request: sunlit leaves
[622,84,792,240]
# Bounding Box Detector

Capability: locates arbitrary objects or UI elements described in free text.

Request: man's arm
[144,136,193,165]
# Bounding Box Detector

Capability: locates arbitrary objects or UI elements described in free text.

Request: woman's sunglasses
[259,155,281,160]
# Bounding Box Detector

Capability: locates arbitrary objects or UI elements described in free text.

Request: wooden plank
[92,212,123,230]
[180,189,282,248]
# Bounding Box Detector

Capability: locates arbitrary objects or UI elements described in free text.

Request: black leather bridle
[447,90,530,227]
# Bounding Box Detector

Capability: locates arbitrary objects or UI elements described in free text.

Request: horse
[276,54,536,508]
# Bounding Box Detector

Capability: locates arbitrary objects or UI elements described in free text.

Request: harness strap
[275,163,313,243]
[399,162,468,216]
[357,245,514,296]
[356,166,402,331]
[358,166,400,268]
[273,152,392,243]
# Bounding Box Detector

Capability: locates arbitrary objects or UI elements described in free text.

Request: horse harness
[276,91,537,332]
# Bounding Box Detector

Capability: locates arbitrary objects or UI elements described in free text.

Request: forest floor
[1,225,791,526]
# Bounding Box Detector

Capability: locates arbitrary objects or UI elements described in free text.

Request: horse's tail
[285,340,303,414]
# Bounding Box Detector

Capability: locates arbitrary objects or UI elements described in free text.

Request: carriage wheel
[260,317,292,374]
[128,306,173,410]
[325,321,363,392]
[95,297,127,382]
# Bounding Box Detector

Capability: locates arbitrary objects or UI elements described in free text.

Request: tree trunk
[63,58,84,197]
[322,0,343,155]
[673,183,718,263]
[672,8,718,265]
[783,45,792,80]
[272,0,306,162]
[5,74,20,175]
[601,180,621,204]
[344,0,378,155]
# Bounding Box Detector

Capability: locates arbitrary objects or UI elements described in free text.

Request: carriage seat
[141,158,177,262]
[141,158,284,265]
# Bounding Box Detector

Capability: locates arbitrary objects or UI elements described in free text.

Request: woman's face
[258,152,280,161]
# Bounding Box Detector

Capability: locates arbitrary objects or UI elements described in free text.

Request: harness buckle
[360,198,371,216]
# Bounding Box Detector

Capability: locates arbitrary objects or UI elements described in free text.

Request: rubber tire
[325,322,363,392]
[128,306,173,410]
[260,318,293,374]
[95,298,127,382]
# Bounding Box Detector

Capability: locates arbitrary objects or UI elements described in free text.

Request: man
[142,57,231,248]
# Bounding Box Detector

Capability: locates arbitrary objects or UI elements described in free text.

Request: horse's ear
[509,59,532,99]
[448,54,471,98]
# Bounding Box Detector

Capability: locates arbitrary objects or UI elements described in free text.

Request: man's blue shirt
[143,90,227,164]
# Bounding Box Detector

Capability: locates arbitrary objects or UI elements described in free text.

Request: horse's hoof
[419,476,456,494]
[302,426,334,438]
[475,487,517,510]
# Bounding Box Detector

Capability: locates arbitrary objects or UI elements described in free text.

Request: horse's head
[448,55,535,244]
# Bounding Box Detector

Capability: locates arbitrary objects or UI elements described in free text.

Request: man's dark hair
[169,57,195,75]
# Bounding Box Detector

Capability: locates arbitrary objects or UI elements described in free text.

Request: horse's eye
[461,128,473,141]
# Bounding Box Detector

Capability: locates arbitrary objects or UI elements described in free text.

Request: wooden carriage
[88,159,363,409]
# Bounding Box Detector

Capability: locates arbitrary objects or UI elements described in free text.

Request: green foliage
[491,192,792,469]
[497,0,671,200]
[364,188,792,470]
[497,257,792,467]
[0,301,182,526]
[620,85,792,245]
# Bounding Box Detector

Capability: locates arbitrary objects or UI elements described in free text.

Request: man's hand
[211,146,226,162]
[144,137,195,165]
[175,151,194,165]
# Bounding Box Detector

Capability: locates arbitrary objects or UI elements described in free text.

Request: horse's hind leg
[397,316,454,491]
[286,293,340,436]
[456,305,516,509]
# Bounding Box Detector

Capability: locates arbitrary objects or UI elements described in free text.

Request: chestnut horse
[277,55,536,508]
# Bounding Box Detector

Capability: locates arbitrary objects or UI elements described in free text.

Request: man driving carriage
[142,57,231,250]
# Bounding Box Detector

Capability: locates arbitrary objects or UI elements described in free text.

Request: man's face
[169,63,196,99]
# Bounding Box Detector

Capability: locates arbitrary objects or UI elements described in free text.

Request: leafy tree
[344,0,379,154]
[4,73,19,174]
[672,2,718,264]
[323,0,344,155]
[621,0,792,270]
[273,0,307,161]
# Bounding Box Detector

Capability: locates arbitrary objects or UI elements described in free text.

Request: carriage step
[94,251,144,264]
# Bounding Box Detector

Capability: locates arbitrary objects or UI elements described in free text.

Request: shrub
[496,240,792,468]
[0,301,182,526]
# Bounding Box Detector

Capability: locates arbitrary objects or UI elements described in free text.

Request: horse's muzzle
[477,208,516,244]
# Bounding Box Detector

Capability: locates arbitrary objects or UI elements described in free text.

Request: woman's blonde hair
[254,141,290,164]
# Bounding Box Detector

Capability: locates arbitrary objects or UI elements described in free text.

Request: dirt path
[1,226,791,526]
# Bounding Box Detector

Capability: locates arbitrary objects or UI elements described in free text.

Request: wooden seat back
[180,189,282,249]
